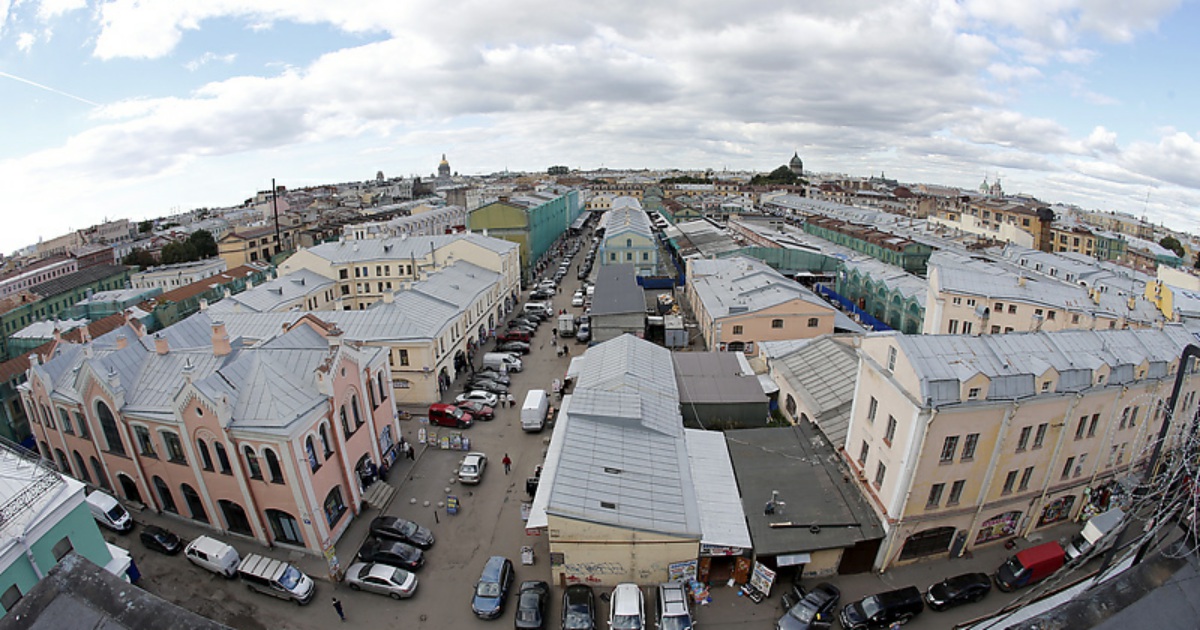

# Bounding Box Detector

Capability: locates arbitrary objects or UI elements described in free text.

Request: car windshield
[789,602,816,623]
[564,608,593,629]
[450,407,464,419]
[612,614,642,630]
[1003,557,1027,578]
[106,506,125,520]
[462,464,478,474]
[278,565,303,590]
[399,521,418,537]
[860,596,882,618]
[389,568,411,585]
[659,615,692,630]
[477,581,501,597]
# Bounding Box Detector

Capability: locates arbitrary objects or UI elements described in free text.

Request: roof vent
[603,467,622,475]
[600,501,617,510]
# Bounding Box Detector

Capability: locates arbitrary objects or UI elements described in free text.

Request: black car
[358,537,424,571]
[562,584,597,629]
[777,582,839,630]
[472,370,511,386]
[369,516,435,550]
[924,572,991,611]
[530,289,555,300]
[138,525,182,555]
[496,341,531,355]
[515,580,550,629]
[839,586,923,629]
[465,378,508,394]
[509,319,538,330]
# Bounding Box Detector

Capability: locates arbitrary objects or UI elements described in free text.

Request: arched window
[96,400,125,456]
[73,451,91,483]
[266,509,305,546]
[218,500,253,536]
[214,443,232,474]
[265,449,284,484]
[323,486,347,527]
[306,436,320,471]
[319,424,332,457]
[626,238,632,247]
[54,449,70,475]
[90,457,111,490]
[153,476,177,513]
[340,406,350,435]
[351,395,363,427]
[197,439,214,471]
[38,441,50,460]
[57,408,73,435]
[180,484,207,522]
[243,447,262,479]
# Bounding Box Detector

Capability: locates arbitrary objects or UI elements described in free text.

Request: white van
[483,352,523,373]
[521,389,549,432]
[185,536,241,578]
[237,554,315,604]
[523,302,551,317]
[86,491,133,533]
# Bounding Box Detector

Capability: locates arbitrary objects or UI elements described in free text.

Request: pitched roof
[770,336,859,446]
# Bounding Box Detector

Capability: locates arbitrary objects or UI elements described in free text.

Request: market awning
[776,552,812,567]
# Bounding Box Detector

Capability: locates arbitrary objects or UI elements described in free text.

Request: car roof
[612,584,641,613]
[482,555,509,579]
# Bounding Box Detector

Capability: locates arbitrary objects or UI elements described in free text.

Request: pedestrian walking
[502,454,512,474]
[405,441,415,460]
[507,393,515,407]
[332,597,345,621]
[552,328,558,339]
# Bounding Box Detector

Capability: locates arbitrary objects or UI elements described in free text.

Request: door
[118,474,142,503]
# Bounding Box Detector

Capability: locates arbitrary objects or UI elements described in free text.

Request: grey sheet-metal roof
[298,232,515,265]
[685,429,752,550]
[591,264,646,317]
[893,325,1196,406]
[601,205,653,240]
[770,337,860,447]
[208,268,333,313]
[673,352,767,405]
[543,335,702,537]
[726,424,884,556]
[689,256,828,318]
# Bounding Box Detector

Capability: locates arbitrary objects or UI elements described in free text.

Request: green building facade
[468,189,581,283]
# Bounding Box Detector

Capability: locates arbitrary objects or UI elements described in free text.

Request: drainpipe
[877,407,936,572]
[1026,393,1082,536]
[963,401,1019,554]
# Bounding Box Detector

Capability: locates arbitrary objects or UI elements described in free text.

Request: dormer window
[968,387,981,400]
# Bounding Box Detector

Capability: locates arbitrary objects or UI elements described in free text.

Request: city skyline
[2,0,1199,254]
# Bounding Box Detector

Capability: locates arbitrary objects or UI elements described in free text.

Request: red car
[428,403,473,428]
[499,330,532,344]
[457,401,495,421]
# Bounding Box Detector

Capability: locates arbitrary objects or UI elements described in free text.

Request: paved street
[101,238,1108,629]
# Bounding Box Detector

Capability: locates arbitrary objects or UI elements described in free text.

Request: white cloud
[987,63,1042,82]
[16,30,33,51]
[35,0,85,20]
[184,51,237,71]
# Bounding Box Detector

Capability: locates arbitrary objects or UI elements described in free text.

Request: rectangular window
[1,585,21,611]
[995,302,1003,311]
[968,387,980,400]
[948,319,959,334]
[163,432,186,464]
[732,325,743,335]
[952,297,962,305]
[873,462,886,488]
[948,480,965,505]
[887,347,897,371]
[1129,406,1139,427]
[1016,426,1032,451]
[927,483,945,508]
[135,426,157,458]
[1072,314,1080,324]
[73,411,89,438]
[397,349,410,366]
[962,321,973,334]
[962,433,979,460]
[1008,304,1017,314]
[771,319,784,329]
[1087,413,1100,438]
[884,416,897,445]
[967,298,977,307]
[940,436,959,462]
[642,252,649,261]
[991,325,1001,334]
[1119,407,1129,429]
[1075,415,1088,440]
[867,397,878,423]
[1033,423,1048,449]
[1002,470,1018,494]
[52,536,74,562]
[858,441,869,466]
[1061,456,1075,479]
[1018,466,1034,491]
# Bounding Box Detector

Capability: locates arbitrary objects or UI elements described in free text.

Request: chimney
[1017,276,1026,288]
[154,333,169,355]
[115,334,128,350]
[211,321,232,357]
[198,298,208,311]
[382,291,395,304]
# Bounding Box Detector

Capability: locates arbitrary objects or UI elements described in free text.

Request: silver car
[458,452,488,484]
[345,562,418,599]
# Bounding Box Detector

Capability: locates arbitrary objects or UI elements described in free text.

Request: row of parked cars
[471,558,693,630]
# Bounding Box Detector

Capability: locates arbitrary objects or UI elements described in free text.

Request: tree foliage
[659,175,712,185]
[158,230,219,265]
[121,248,157,268]
[137,220,154,233]
[547,165,570,175]
[749,165,802,186]
[1160,235,1185,258]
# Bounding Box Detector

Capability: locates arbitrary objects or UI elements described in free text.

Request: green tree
[547,165,569,175]
[749,165,800,186]
[138,220,154,233]
[121,248,157,267]
[188,229,218,258]
[1160,235,1185,258]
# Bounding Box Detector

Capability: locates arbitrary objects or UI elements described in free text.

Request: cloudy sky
[1,0,1198,254]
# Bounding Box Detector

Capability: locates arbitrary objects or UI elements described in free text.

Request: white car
[572,292,585,307]
[345,562,418,599]
[456,391,499,408]
[458,452,488,484]
[609,583,645,630]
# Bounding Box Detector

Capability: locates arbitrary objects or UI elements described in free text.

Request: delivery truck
[1064,507,1125,561]
[557,313,577,338]
[993,541,1065,592]
[521,389,549,432]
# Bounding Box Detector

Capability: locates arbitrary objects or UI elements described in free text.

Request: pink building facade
[20,312,396,554]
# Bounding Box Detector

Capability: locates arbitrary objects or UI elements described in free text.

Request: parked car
[509,318,538,330]
[924,572,991,611]
[464,378,508,395]
[472,556,515,619]
[530,289,555,300]
[358,537,425,571]
[776,582,839,630]
[515,580,550,629]
[474,368,511,384]
[572,292,585,307]
[499,330,532,344]
[496,341,531,355]
[609,583,645,630]
[562,584,597,630]
[456,391,499,408]
[345,561,418,599]
[839,586,923,629]
[370,516,435,550]
[429,402,474,428]
[457,400,495,421]
[139,525,182,555]
[655,582,694,630]
[576,323,591,343]
[458,452,488,484]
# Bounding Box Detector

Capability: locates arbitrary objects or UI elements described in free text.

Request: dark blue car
[472,556,514,619]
